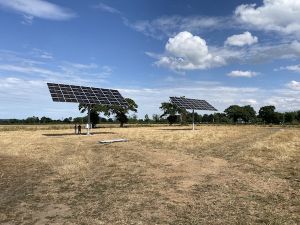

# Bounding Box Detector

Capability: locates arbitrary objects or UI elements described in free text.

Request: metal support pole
[192,109,195,131]
[87,106,91,135]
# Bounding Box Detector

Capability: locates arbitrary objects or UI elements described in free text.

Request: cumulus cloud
[155,31,225,71]
[287,80,300,90]
[235,0,300,37]
[0,0,75,22]
[225,31,258,46]
[227,70,258,78]
[150,34,300,71]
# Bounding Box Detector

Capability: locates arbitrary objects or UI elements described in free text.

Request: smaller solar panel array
[47,83,128,106]
[170,97,217,111]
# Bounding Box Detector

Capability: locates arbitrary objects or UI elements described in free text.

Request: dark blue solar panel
[47,83,128,106]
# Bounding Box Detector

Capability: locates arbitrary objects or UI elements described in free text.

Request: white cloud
[287,80,300,90]
[227,70,258,78]
[0,0,75,22]
[126,15,228,40]
[240,99,257,105]
[225,31,258,46]
[31,48,53,59]
[119,80,300,117]
[0,76,83,119]
[1,74,300,119]
[278,64,300,73]
[235,0,300,37]
[0,53,110,84]
[0,64,61,77]
[223,41,300,64]
[93,3,120,14]
[0,77,46,104]
[126,1,300,40]
[64,62,98,70]
[150,36,300,71]
[22,14,34,25]
[155,31,225,71]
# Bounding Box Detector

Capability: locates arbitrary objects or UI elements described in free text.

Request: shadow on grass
[43,131,115,137]
[157,128,194,131]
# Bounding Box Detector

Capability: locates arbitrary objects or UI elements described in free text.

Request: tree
[25,116,39,124]
[167,115,178,125]
[224,105,244,122]
[100,117,107,123]
[208,114,214,123]
[114,98,138,127]
[242,105,256,123]
[194,112,202,123]
[160,102,180,117]
[79,98,138,127]
[40,116,52,123]
[90,111,99,127]
[284,111,297,124]
[79,105,103,127]
[224,105,256,123]
[159,102,186,125]
[152,114,160,123]
[258,105,278,124]
[297,111,300,122]
[129,114,138,123]
[202,114,210,123]
[63,118,72,123]
[144,114,150,123]
[213,113,229,123]
[73,117,85,124]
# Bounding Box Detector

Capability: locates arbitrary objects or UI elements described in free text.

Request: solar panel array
[170,97,217,111]
[47,83,128,106]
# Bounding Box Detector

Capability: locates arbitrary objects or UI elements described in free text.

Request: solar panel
[170,97,217,111]
[47,83,128,106]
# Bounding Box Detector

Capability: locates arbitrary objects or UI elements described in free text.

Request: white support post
[192,109,195,131]
[87,106,91,135]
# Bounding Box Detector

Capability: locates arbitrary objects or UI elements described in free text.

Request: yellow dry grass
[0,125,299,224]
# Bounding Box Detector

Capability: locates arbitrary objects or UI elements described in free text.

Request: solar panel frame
[47,83,128,107]
[170,97,217,111]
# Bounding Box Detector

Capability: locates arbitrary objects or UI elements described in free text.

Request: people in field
[78,125,81,134]
[74,124,78,134]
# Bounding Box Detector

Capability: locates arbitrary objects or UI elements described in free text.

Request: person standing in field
[78,124,81,134]
[74,124,78,134]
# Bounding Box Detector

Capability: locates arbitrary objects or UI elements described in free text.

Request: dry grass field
[0,125,299,225]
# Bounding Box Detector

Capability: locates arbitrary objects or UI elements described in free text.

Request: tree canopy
[159,102,186,125]
[224,105,256,123]
[258,105,279,124]
[79,98,138,127]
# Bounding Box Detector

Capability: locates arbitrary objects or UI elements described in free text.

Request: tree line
[159,104,300,125]
[1,98,300,126]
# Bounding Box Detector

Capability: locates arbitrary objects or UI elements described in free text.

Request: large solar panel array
[47,83,128,106]
[170,97,217,111]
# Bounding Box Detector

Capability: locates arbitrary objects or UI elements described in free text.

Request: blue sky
[0,0,299,119]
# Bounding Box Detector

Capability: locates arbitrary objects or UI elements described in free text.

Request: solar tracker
[170,97,217,111]
[47,83,128,106]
